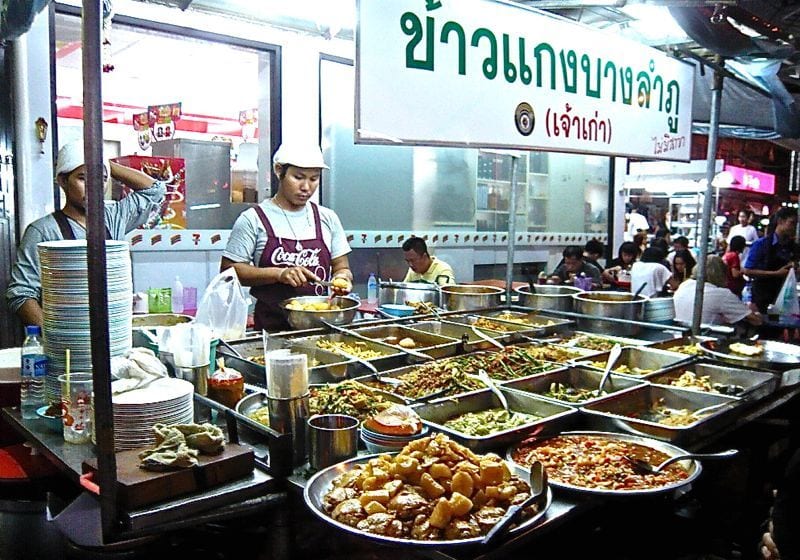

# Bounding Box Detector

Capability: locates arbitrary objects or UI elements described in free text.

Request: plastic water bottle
[742,283,752,305]
[20,325,47,419]
[172,276,184,314]
[367,273,378,304]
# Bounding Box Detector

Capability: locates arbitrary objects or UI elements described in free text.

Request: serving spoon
[483,461,547,545]
[624,449,738,475]
[467,369,509,412]
[471,325,506,350]
[597,343,622,394]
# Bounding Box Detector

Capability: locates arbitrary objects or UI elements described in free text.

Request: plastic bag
[194,268,249,340]
[772,267,800,316]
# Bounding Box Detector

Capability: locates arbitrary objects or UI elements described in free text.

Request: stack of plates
[39,240,133,404]
[111,378,194,450]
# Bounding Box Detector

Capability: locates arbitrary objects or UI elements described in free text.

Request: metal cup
[267,392,310,467]
[175,363,209,422]
[307,414,359,471]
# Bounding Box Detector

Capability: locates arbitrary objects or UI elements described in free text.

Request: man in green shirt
[402,237,455,285]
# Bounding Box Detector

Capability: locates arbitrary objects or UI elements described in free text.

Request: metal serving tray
[577,346,694,379]
[414,388,577,452]
[699,339,800,372]
[440,314,541,340]
[289,333,407,373]
[648,361,778,402]
[649,335,717,358]
[580,384,740,446]
[351,324,459,360]
[216,337,357,385]
[510,341,603,364]
[555,330,654,352]
[404,320,515,352]
[502,366,648,407]
[471,310,574,336]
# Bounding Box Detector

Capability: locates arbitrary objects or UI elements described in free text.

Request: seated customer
[631,247,675,297]
[673,255,762,326]
[671,249,696,287]
[602,241,639,285]
[549,245,602,288]
[402,237,455,285]
[582,239,606,276]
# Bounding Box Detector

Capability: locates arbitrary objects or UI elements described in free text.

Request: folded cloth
[138,423,225,471]
[111,348,168,395]
[172,423,225,455]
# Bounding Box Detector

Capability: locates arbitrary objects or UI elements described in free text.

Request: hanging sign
[239,108,258,141]
[133,112,151,151]
[148,103,182,142]
[723,164,775,195]
[356,0,694,161]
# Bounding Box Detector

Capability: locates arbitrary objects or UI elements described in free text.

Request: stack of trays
[39,240,133,403]
[111,378,194,450]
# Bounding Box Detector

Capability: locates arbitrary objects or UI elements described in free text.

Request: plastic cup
[58,373,93,444]
[183,287,197,314]
[307,414,359,471]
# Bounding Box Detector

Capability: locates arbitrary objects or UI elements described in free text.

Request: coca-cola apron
[250,202,332,331]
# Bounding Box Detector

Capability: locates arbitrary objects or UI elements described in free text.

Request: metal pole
[82,0,118,539]
[506,155,520,299]
[692,61,724,334]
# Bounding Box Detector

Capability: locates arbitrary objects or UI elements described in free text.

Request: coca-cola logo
[270,246,322,268]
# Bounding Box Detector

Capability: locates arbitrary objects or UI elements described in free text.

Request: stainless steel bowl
[379,281,440,306]
[440,284,503,311]
[572,291,647,336]
[515,285,583,312]
[280,296,359,330]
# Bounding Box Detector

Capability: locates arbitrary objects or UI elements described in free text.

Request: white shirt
[727,224,759,246]
[673,279,750,325]
[625,212,650,241]
[631,261,672,298]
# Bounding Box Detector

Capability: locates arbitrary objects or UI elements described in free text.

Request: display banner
[148,102,182,142]
[356,0,694,161]
[723,164,775,195]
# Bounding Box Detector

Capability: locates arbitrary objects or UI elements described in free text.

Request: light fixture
[35,117,48,154]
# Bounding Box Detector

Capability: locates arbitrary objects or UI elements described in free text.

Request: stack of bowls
[360,422,429,454]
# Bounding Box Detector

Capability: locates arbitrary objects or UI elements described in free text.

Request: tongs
[483,461,547,545]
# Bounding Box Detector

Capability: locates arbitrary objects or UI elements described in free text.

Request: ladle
[468,369,509,412]
[217,337,245,360]
[597,343,622,394]
[624,449,737,475]
[633,281,648,299]
[483,461,547,545]
[690,401,731,418]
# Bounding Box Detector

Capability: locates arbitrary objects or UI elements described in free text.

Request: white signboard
[357,0,694,161]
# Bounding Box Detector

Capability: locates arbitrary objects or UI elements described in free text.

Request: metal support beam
[506,155,521,299]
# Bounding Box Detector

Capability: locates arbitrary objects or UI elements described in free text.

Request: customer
[221,143,353,331]
[667,235,690,266]
[630,247,675,297]
[602,241,639,285]
[671,249,696,287]
[728,210,759,255]
[723,235,747,297]
[743,207,798,313]
[549,245,602,288]
[402,237,455,285]
[673,255,762,326]
[650,237,673,271]
[7,140,166,328]
[582,239,605,275]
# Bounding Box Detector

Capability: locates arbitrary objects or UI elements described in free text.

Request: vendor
[221,143,353,331]
[402,237,455,285]
[673,255,762,327]
[742,207,798,313]
[6,140,166,328]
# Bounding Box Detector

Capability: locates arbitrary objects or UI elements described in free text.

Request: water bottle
[367,273,378,304]
[172,276,184,314]
[20,325,47,419]
[742,282,752,305]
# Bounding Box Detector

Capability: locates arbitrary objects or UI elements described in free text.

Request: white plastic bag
[772,267,800,316]
[194,268,249,340]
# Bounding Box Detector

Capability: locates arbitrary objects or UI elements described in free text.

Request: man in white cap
[7,140,166,327]
[221,143,353,331]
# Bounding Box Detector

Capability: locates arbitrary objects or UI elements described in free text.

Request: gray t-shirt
[6,182,165,313]
[223,199,351,266]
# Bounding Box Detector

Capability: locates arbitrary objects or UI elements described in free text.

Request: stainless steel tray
[404,320,515,352]
[413,389,577,452]
[351,324,459,359]
[440,314,541,340]
[471,310,574,335]
[304,453,553,547]
[289,333,407,373]
[699,339,800,372]
[576,346,694,379]
[648,361,779,402]
[509,341,603,363]
[505,431,702,497]
[580,385,740,446]
[502,366,647,407]
[556,331,653,352]
[649,335,717,357]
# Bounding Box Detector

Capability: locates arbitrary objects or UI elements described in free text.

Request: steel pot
[440,284,503,312]
[572,291,647,336]
[515,285,583,312]
[378,281,440,307]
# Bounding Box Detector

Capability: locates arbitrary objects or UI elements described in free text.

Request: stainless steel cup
[267,392,310,467]
[307,414,359,471]
[175,363,210,422]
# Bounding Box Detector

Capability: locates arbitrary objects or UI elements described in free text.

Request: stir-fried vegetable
[309,380,394,421]
[542,382,606,403]
[443,408,541,436]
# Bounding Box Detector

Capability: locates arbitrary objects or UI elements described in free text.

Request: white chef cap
[272,143,328,169]
[55,140,108,177]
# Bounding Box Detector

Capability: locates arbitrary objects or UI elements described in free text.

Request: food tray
[510,341,603,363]
[439,314,542,341]
[471,310,574,335]
[217,337,357,384]
[289,333,408,373]
[648,361,778,402]
[304,452,553,547]
[649,335,717,357]
[580,385,740,446]
[350,324,459,360]
[404,320,515,352]
[555,331,653,351]
[505,431,702,497]
[414,389,577,452]
[502,366,647,407]
[699,339,800,372]
[577,346,694,379]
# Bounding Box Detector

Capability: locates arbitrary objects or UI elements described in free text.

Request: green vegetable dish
[442,408,541,437]
[543,382,606,403]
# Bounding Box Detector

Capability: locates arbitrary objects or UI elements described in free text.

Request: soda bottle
[20,325,47,419]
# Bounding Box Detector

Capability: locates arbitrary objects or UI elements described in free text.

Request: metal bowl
[440,284,503,311]
[280,296,359,330]
[515,285,582,312]
[379,281,440,307]
[132,313,193,328]
[572,291,648,336]
[698,339,800,372]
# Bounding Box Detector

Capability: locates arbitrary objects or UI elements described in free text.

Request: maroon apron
[250,202,332,331]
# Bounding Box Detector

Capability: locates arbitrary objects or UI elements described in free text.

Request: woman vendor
[221,143,353,331]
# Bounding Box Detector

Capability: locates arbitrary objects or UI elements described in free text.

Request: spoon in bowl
[624,449,738,475]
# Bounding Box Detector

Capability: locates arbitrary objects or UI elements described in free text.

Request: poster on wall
[356,0,694,161]
[112,155,186,229]
[148,103,182,143]
[133,112,151,151]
